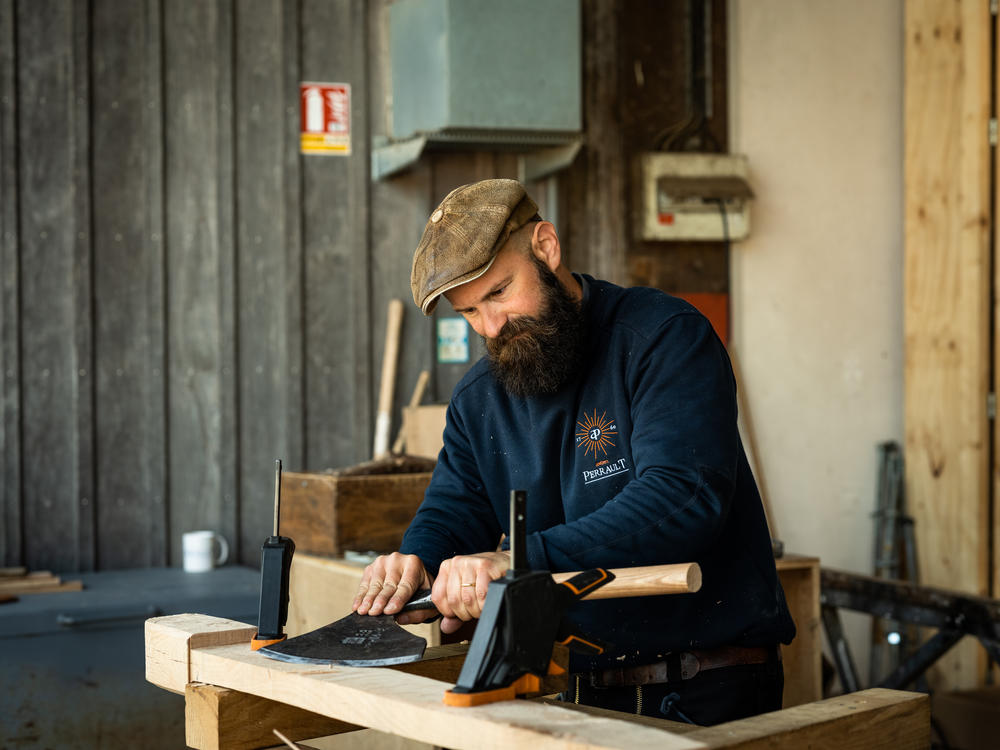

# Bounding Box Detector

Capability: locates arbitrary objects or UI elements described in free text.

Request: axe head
[261,611,427,667]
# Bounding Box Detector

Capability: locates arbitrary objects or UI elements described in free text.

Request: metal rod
[821,604,860,693]
[878,629,963,690]
[273,459,282,537]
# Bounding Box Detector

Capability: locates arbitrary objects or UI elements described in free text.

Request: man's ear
[530,221,561,271]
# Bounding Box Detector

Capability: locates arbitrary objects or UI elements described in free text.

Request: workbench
[286,553,822,708]
[145,613,928,749]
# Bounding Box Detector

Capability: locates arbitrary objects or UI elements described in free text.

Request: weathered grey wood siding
[0,0,727,572]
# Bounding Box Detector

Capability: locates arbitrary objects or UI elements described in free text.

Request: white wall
[728,0,904,685]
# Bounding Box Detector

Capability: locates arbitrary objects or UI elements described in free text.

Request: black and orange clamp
[443,490,614,707]
[251,459,296,651]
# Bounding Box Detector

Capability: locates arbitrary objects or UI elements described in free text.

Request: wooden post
[904,0,992,689]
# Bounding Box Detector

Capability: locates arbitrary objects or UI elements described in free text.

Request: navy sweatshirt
[400,275,796,671]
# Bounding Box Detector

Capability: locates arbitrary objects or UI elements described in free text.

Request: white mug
[182,530,229,573]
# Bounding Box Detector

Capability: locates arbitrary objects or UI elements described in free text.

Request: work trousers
[562,657,784,726]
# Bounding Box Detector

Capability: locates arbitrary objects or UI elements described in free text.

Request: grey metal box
[0,566,259,749]
[389,0,581,140]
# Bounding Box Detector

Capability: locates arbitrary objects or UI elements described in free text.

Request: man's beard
[484,257,586,398]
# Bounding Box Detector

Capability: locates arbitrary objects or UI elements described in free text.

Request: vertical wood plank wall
[904,0,992,690]
[0,0,726,572]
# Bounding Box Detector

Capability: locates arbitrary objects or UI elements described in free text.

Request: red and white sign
[300,82,351,155]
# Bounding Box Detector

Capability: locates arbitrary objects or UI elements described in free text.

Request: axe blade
[261,612,427,667]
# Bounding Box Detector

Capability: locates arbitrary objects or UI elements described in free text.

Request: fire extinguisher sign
[300,82,351,155]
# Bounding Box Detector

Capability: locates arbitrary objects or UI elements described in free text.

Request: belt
[583,645,779,688]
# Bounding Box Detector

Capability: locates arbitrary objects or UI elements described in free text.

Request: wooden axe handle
[552,562,701,598]
[401,562,702,613]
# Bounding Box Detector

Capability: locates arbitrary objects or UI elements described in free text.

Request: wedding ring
[461,582,476,587]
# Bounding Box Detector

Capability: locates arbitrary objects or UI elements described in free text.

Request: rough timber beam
[147,614,928,750]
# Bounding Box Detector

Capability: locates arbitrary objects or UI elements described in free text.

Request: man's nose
[480,307,508,339]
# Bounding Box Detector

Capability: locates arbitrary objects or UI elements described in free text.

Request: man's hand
[352,552,433,619]
[433,551,510,634]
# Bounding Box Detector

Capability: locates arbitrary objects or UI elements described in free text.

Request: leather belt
[584,645,779,688]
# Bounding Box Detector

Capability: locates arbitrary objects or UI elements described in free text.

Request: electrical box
[636,153,754,242]
[388,0,581,141]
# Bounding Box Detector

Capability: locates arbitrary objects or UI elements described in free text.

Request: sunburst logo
[576,410,618,459]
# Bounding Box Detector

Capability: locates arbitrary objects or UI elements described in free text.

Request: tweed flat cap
[410,179,540,315]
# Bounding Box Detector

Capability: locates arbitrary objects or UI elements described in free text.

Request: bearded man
[353,179,794,725]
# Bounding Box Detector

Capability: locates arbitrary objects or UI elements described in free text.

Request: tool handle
[373,299,404,459]
[553,562,701,598]
[399,589,437,613]
[398,562,700,612]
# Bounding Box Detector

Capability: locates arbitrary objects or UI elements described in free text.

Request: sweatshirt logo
[576,409,629,484]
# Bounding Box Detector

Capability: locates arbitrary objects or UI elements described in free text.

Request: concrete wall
[728,0,904,683]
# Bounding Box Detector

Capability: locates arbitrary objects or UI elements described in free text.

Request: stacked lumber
[0,567,83,597]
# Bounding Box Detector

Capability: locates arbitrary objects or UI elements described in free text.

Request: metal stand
[821,569,1000,692]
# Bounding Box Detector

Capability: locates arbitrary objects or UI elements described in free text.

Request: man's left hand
[431,551,510,634]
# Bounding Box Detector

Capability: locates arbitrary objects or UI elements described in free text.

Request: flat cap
[410,179,540,315]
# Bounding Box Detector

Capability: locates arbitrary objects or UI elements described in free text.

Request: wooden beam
[183,678,927,750]
[149,614,928,750]
[682,688,929,750]
[186,683,361,750]
[149,614,704,749]
[904,0,992,691]
[183,643,483,750]
[146,614,258,695]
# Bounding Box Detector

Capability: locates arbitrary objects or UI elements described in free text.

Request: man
[353,178,795,725]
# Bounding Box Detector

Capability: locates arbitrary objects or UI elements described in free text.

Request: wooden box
[280,456,436,558]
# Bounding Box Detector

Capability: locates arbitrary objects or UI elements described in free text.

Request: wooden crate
[280,456,435,558]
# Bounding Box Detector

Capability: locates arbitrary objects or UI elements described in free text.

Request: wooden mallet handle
[552,562,701,598]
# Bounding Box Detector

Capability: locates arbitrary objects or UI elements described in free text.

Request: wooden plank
[280,0,304,478]
[903,0,992,689]
[774,555,821,707]
[995,6,1000,672]
[300,0,370,470]
[214,0,239,575]
[534,697,697,735]
[682,688,929,750]
[150,614,928,750]
[16,0,89,572]
[0,577,82,595]
[184,642,480,750]
[146,614,259,695]
[68,0,95,572]
[184,642,562,750]
[148,614,706,750]
[0,0,21,568]
[163,0,234,565]
[234,0,302,563]
[565,0,626,285]
[92,0,166,568]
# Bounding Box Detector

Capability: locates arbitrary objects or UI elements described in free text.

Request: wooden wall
[0,0,727,572]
